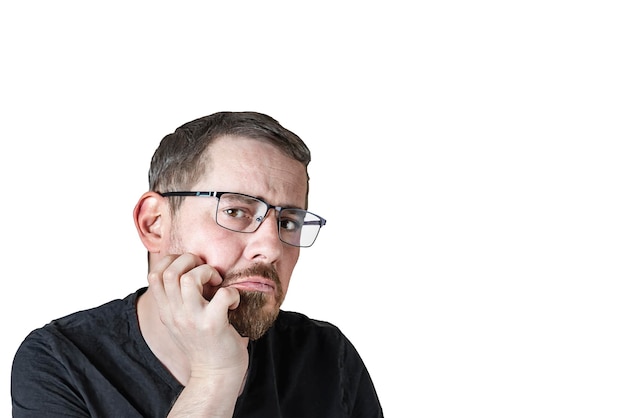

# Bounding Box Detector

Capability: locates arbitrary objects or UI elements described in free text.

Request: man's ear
[133,191,167,252]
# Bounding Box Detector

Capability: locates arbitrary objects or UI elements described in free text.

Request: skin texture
[133,135,308,417]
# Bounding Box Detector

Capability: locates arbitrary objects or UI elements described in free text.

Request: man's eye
[280,218,302,231]
[224,207,249,218]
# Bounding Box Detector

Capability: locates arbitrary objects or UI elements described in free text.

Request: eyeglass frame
[157,191,327,248]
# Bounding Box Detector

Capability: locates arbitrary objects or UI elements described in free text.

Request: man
[12,111,384,417]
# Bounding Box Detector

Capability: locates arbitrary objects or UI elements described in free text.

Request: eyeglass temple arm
[158,191,216,197]
[303,219,326,227]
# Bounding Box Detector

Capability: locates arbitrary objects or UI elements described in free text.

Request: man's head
[134,111,322,339]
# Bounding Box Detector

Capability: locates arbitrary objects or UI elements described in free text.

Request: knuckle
[147,270,161,285]
[162,268,179,285]
[179,272,197,288]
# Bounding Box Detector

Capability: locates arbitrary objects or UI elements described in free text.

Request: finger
[209,287,241,315]
[147,254,182,312]
[203,287,242,336]
[160,253,204,308]
[179,264,223,312]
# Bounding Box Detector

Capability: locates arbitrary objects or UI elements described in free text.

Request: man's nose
[245,209,283,262]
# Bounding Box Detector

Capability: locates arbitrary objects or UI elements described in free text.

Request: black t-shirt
[12,288,383,417]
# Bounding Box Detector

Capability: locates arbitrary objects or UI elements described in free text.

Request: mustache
[221,263,281,287]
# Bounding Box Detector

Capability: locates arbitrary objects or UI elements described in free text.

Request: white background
[1,1,625,417]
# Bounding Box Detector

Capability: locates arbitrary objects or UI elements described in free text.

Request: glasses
[159,191,326,247]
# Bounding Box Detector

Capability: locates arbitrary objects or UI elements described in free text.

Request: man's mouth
[224,277,276,294]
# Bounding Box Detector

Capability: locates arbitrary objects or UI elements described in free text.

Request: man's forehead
[194,136,309,206]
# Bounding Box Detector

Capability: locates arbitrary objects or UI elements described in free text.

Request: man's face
[163,135,308,339]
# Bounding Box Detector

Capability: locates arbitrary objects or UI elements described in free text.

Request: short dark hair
[149,111,311,210]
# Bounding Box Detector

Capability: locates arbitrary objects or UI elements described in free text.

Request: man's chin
[228,290,280,340]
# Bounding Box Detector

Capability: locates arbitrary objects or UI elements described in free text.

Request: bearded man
[12,111,384,417]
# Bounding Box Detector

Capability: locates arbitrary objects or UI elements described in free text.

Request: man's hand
[148,253,249,417]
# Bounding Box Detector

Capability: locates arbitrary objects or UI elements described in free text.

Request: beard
[227,291,277,340]
[222,263,284,340]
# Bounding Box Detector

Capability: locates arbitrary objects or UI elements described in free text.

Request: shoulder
[14,288,145,360]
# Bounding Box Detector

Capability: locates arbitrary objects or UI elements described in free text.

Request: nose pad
[253,208,279,232]
[253,206,271,226]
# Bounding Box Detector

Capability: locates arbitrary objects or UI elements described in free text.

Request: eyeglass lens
[216,193,322,247]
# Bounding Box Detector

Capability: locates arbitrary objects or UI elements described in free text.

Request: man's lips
[224,277,276,293]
